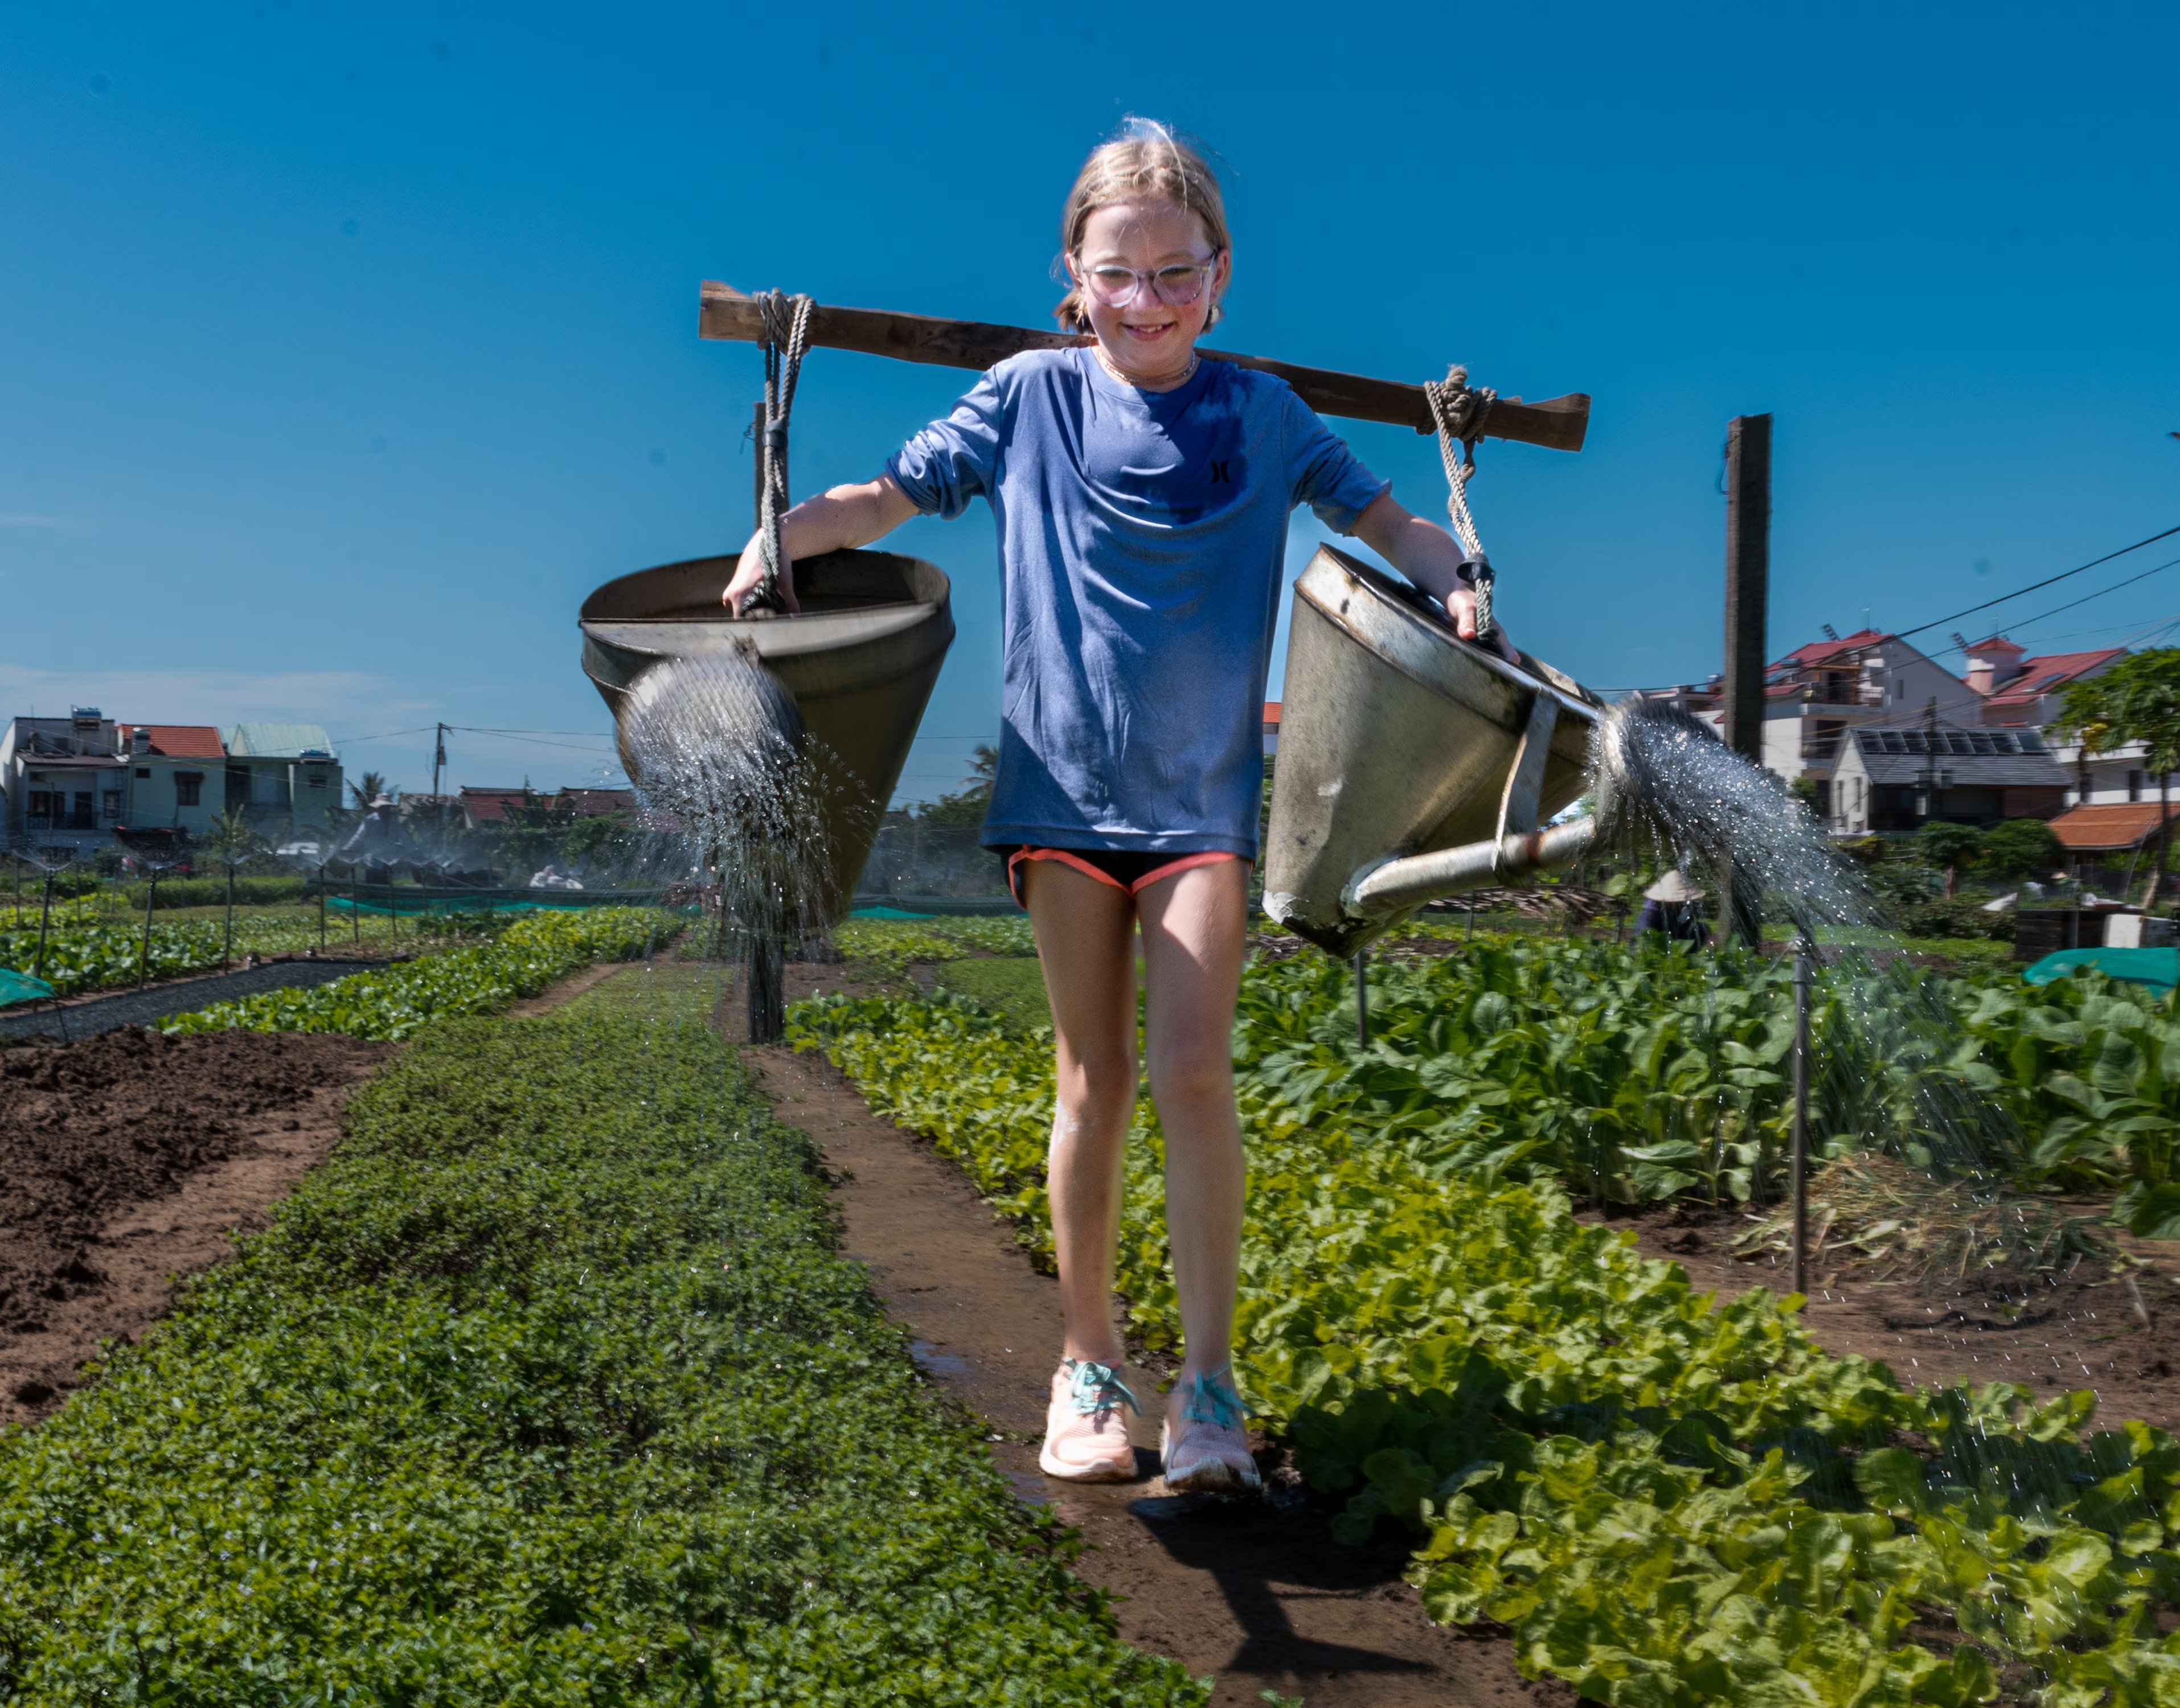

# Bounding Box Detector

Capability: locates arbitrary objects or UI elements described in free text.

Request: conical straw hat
[1644,868,1704,904]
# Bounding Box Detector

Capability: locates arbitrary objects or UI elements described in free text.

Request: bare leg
[1136,859,1249,1381]
[1023,860,1139,1366]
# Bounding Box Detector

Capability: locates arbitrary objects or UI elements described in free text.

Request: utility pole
[431,723,448,801]
[1722,413,1773,946]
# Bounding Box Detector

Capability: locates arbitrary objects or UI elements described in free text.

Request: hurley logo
[1208,460,1232,484]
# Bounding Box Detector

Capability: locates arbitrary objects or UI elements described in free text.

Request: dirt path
[734,966,1564,1708]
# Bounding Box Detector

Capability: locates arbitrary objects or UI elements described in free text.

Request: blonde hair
[1054,119,1230,333]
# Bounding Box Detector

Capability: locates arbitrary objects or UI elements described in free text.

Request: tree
[917,744,998,830]
[2052,650,2180,907]
[1980,816,2063,881]
[348,771,391,810]
[1915,819,1982,885]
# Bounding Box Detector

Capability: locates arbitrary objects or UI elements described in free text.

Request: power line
[1974,555,2180,637]
[1895,522,2180,640]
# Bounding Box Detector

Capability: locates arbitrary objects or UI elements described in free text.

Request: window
[135,766,150,779]
[304,771,326,789]
[71,792,93,828]
[174,771,203,807]
[26,790,53,820]
[2130,770,2145,802]
[102,791,122,820]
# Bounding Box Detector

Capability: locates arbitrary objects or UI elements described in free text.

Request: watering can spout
[1263,545,1605,957]
[1343,815,1600,919]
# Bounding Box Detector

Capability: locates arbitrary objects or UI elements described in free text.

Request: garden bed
[0,978,1197,1702]
[0,1025,392,1426]
[1588,1197,2180,1434]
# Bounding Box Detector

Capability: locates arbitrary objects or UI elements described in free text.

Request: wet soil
[739,962,1572,1708]
[0,1026,393,1424]
[1584,1201,2180,1432]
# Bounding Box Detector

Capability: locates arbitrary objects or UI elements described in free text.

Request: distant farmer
[1636,870,1711,946]
[725,121,1509,1494]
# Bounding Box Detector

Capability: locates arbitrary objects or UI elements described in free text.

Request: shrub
[1979,815,2064,880]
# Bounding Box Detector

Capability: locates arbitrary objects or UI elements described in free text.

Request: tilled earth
[1587,1201,2180,1433]
[0,1026,392,1423]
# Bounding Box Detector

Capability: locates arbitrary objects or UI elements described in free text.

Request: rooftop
[1983,648,2127,708]
[227,721,336,758]
[2047,801,2180,852]
[117,724,225,759]
[1843,725,2064,789]
[1773,628,1892,670]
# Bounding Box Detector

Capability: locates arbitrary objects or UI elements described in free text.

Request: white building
[0,709,128,858]
[1638,629,1976,819]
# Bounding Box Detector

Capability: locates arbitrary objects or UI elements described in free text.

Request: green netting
[849,905,938,920]
[2023,946,2180,993]
[0,966,58,1009]
[323,889,672,918]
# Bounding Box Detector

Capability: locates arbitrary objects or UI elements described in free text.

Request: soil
[739,962,1573,1708]
[1583,1201,2180,1434]
[0,961,634,1431]
[0,1026,393,1426]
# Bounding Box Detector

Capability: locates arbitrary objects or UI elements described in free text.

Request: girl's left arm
[1349,492,1511,653]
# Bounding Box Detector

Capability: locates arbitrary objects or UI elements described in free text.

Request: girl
[724,122,1499,1493]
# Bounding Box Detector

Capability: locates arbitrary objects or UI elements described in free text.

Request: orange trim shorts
[997,845,1244,909]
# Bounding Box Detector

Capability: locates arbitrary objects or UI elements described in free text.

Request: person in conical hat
[1636,868,1711,945]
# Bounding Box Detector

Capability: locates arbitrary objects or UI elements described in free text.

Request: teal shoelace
[1176,1364,1244,1432]
[1063,1358,1141,1422]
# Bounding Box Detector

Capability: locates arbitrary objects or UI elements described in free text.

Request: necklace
[1092,342,1199,392]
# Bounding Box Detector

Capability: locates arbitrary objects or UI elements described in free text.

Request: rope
[1421,364,1499,643]
[751,290,815,615]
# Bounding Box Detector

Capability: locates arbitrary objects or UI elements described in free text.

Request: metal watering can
[1264,544,1605,959]
[579,547,955,926]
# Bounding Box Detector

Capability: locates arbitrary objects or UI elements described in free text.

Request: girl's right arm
[723,474,921,614]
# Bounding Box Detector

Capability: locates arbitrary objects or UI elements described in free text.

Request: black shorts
[993,845,1245,909]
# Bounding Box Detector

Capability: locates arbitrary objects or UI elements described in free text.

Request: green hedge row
[122,874,310,910]
[0,997,1200,1703]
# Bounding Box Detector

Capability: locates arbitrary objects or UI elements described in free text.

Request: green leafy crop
[793,983,2180,1705]
[159,907,670,1041]
[0,991,1201,1705]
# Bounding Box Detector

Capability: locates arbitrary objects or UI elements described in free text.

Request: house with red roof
[1964,636,2125,729]
[1960,634,2156,811]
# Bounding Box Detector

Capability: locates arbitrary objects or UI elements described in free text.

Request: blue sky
[4,2,2175,800]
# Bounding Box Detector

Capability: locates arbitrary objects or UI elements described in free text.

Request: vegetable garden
[794,921,2180,1706]
[0,978,1196,1703]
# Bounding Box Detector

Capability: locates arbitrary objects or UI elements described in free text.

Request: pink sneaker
[1160,1365,1261,1494]
[1038,1357,1141,1483]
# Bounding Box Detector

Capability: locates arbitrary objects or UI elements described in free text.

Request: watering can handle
[1423,368,1497,642]
[749,290,816,617]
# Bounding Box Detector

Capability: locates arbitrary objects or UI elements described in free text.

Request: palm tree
[348,770,391,810]
[198,809,265,970]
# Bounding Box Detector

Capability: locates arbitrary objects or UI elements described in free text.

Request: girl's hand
[723,535,800,616]
[1444,585,1519,662]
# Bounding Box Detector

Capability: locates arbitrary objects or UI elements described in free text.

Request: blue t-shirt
[887,347,1388,857]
